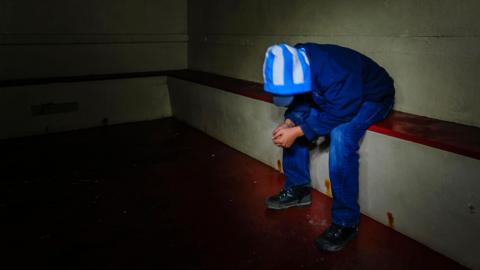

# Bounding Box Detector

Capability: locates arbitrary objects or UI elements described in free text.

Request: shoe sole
[265,195,312,210]
[314,230,358,252]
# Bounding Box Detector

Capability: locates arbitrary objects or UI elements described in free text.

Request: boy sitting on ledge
[263,43,395,251]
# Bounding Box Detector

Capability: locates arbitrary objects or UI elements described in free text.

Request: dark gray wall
[188,0,480,127]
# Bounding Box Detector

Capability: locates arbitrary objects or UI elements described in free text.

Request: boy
[263,43,394,251]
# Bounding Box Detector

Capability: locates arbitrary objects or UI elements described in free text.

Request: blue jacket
[285,43,394,140]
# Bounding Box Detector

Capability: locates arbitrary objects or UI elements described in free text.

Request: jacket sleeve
[284,98,312,126]
[300,73,364,141]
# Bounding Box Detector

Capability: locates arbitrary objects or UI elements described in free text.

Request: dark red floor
[0,118,470,270]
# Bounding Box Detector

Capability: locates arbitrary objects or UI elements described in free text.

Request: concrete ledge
[0,76,171,139]
[166,70,480,160]
[2,69,479,160]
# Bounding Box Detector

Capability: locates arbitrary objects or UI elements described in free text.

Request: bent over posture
[263,43,395,251]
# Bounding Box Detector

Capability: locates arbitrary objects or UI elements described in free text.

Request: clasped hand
[272,119,304,148]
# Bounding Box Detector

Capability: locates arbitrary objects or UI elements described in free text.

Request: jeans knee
[330,125,347,146]
[330,124,358,153]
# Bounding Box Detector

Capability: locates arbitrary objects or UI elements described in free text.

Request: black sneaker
[265,186,311,210]
[314,223,359,252]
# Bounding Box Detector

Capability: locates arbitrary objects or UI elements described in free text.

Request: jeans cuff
[332,218,360,228]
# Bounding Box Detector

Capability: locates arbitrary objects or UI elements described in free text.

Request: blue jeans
[283,99,393,227]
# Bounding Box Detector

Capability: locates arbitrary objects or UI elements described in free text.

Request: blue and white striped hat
[263,44,311,106]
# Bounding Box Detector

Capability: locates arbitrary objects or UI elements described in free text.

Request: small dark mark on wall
[468,204,475,214]
[276,160,282,173]
[324,179,332,198]
[31,102,79,116]
[387,212,395,229]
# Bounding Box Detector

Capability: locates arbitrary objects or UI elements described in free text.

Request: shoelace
[278,189,292,200]
[326,224,343,238]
